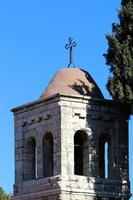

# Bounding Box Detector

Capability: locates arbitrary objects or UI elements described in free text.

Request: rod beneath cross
[65,37,77,68]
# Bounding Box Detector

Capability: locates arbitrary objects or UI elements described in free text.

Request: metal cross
[65,37,77,68]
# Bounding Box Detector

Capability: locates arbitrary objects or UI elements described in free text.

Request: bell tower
[12,68,131,200]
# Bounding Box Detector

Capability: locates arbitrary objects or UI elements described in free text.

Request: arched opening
[105,142,108,178]
[43,132,53,177]
[25,137,37,180]
[98,134,111,178]
[74,130,88,176]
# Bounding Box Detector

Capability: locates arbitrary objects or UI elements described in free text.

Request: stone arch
[74,130,89,176]
[43,132,53,177]
[98,133,111,178]
[25,136,37,180]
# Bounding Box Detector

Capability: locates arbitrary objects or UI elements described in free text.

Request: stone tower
[12,68,131,200]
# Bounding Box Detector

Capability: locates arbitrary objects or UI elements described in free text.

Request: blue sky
[0,0,133,198]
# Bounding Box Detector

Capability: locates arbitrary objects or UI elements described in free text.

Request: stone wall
[60,95,129,180]
[12,94,131,200]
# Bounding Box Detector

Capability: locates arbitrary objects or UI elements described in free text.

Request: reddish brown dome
[40,68,104,99]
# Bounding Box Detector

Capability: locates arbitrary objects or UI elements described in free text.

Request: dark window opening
[25,137,36,180]
[74,130,88,175]
[43,132,53,177]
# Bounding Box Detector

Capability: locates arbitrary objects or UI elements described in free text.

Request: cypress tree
[104,0,133,112]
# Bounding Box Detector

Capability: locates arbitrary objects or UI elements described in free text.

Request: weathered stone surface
[12,94,131,200]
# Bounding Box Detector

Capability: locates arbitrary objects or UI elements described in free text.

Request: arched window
[43,132,53,177]
[105,142,108,178]
[25,137,37,180]
[98,134,111,178]
[74,130,88,176]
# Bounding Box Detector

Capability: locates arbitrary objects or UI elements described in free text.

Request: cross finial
[65,37,77,68]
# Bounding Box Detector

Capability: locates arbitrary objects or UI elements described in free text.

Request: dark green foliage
[0,188,12,200]
[104,0,133,111]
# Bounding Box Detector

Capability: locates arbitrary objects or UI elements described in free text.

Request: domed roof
[40,68,104,99]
